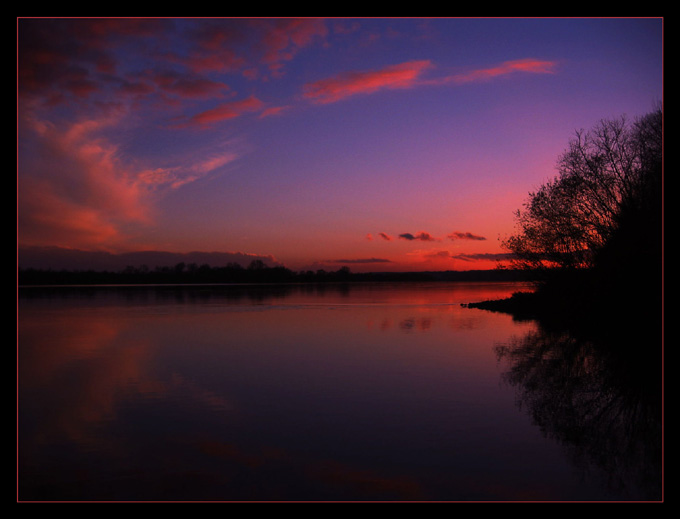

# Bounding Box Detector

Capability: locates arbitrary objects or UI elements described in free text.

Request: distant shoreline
[17,267,538,287]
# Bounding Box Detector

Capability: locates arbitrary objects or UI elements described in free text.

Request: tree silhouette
[503,106,662,278]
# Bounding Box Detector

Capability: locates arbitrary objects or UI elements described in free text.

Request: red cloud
[189,95,265,127]
[18,18,166,100]
[146,69,229,99]
[18,112,153,250]
[449,58,557,84]
[303,60,433,104]
[258,18,329,69]
[258,105,289,118]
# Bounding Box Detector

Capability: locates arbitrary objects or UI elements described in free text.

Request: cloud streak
[188,95,265,127]
[446,58,557,85]
[330,258,392,264]
[302,57,556,105]
[303,60,433,104]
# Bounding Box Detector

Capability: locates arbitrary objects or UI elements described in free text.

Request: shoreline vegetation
[17,264,536,287]
[470,107,663,334]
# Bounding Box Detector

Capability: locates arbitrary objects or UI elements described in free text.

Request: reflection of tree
[495,324,662,501]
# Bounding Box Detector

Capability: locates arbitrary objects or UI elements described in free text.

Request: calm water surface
[18,282,661,501]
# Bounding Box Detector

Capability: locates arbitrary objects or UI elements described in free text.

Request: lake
[17,281,662,502]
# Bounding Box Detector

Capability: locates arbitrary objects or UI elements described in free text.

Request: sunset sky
[17,17,663,272]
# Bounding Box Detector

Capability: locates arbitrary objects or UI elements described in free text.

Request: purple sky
[17,17,663,272]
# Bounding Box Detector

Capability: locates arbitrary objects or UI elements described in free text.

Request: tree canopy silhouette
[498,106,662,324]
[503,106,662,277]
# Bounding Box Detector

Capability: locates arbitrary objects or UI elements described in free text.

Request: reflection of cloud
[19,315,163,448]
[399,317,433,333]
[307,460,423,499]
[199,440,424,499]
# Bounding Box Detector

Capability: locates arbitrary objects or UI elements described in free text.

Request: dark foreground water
[17,282,662,502]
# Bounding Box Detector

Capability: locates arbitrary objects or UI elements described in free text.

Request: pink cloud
[257,18,329,70]
[303,60,433,104]
[19,177,125,249]
[18,18,167,101]
[145,69,230,99]
[189,95,265,127]
[447,58,557,85]
[19,111,155,250]
[258,105,289,118]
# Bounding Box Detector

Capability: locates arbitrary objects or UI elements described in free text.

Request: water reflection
[495,322,662,501]
[18,282,660,501]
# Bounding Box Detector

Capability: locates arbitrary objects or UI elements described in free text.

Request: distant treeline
[18,260,535,286]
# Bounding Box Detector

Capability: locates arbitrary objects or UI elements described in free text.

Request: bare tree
[503,107,662,275]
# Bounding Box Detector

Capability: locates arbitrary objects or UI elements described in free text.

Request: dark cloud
[398,232,437,241]
[447,231,487,241]
[450,252,516,262]
[330,258,392,264]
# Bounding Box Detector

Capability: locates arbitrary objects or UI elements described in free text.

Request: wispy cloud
[256,18,329,75]
[302,57,556,105]
[19,106,242,250]
[303,60,433,104]
[446,58,557,85]
[258,105,290,118]
[19,110,152,249]
[188,95,265,127]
